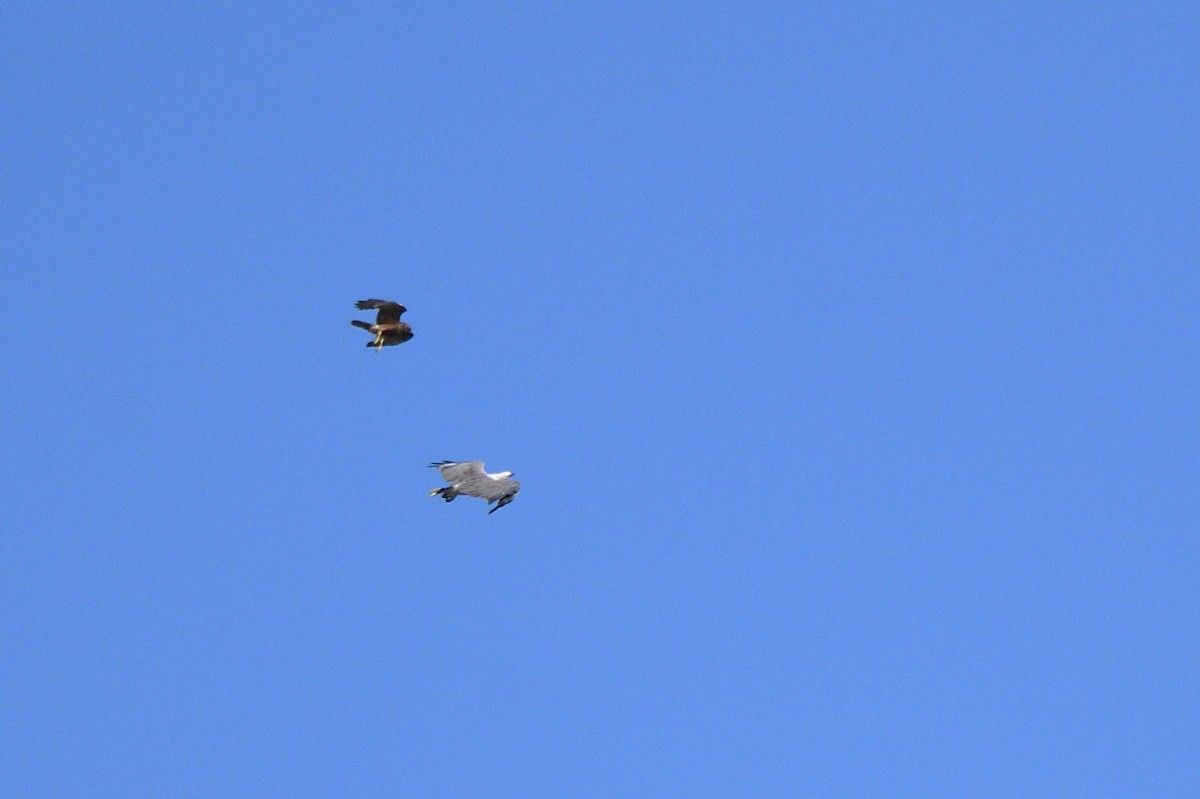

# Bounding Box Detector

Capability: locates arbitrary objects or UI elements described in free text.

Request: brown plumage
[351,299,413,351]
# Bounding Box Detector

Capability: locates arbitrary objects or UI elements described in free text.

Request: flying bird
[351,299,413,351]
[429,461,521,515]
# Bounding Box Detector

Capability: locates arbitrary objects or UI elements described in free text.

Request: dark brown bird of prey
[351,299,413,351]
[429,461,521,514]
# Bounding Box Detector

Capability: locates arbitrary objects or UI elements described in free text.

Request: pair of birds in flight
[352,299,521,515]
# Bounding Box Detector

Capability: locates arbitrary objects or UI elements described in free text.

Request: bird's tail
[429,487,457,502]
[350,320,373,330]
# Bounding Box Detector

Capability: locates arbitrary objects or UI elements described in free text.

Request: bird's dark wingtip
[488,495,515,515]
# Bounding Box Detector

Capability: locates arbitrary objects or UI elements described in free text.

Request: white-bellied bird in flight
[429,461,521,514]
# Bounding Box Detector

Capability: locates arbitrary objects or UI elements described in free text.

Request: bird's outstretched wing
[355,299,407,325]
[431,461,487,484]
[430,461,514,498]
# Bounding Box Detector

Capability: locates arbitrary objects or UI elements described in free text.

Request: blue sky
[3,2,1197,795]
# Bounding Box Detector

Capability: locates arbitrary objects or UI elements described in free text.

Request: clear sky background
[3,2,1197,796]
